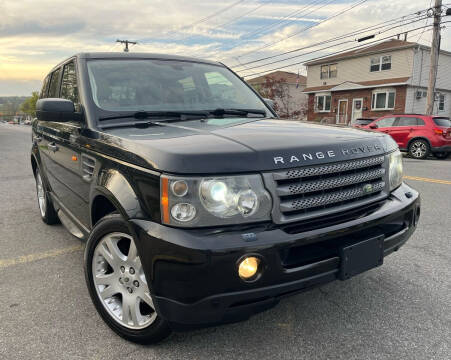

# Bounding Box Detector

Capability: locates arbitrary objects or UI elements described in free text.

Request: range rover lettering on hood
[273,144,383,165]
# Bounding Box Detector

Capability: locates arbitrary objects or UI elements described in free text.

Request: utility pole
[116,39,137,52]
[426,0,442,115]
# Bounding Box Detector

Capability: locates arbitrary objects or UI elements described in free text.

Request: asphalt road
[0,123,450,360]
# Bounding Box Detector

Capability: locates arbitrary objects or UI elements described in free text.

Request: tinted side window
[396,117,417,126]
[61,61,80,110]
[40,75,50,99]
[433,117,450,127]
[48,68,62,97]
[376,117,395,128]
[416,118,425,126]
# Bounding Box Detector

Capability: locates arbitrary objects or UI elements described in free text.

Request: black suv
[32,53,420,344]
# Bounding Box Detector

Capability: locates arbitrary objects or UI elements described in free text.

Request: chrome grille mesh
[281,181,385,211]
[266,155,387,223]
[273,156,384,180]
[279,167,385,196]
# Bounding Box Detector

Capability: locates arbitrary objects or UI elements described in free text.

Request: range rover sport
[31,52,420,344]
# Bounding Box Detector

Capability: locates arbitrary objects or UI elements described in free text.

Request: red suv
[359,114,451,159]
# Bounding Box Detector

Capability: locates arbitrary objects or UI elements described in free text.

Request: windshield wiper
[97,108,267,130]
[207,108,267,117]
[99,110,209,121]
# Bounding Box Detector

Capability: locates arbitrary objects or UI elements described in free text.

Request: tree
[20,91,39,117]
[252,77,292,118]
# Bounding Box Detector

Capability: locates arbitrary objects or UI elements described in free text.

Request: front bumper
[131,183,420,330]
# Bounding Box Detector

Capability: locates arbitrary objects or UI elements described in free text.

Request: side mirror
[36,98,79,122]
[263,98,275,110]
[369,124,378,129]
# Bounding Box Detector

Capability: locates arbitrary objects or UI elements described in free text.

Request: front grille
[264,155,388,224]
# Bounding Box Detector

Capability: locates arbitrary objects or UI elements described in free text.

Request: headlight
[388,149,403,191]
[200,179,259,218]
[161,174,272,227]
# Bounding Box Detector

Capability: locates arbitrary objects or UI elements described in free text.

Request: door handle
[48,143,59,152]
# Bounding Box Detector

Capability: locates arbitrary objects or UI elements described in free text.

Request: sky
[0,0,449,96]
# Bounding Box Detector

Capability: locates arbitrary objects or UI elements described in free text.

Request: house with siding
[303,39,451,124]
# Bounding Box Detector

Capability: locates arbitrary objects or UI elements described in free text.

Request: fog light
[171,203,196,222]
[238,256,260,280]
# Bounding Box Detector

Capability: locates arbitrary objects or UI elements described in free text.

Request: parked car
[352,117,376,128]
[361,114,451,159]
[32,52,420,344]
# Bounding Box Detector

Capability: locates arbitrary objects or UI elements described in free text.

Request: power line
[176,1,268,48]
[232,12,423,70]
[240,24,436,78]
[242,0,330,39]
[416,0,433,43]
[212,1,268,31]
[235,15,429,73]
[207,0,331,59]
[164,0,247,40]
[234,0,370,60]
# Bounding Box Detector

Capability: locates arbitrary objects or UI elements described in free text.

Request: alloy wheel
[410,141,427,158]
[36,172,47,217]
[92,232,157,329]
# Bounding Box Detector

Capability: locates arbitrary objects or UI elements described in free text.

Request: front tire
[84,213,171,344]
[408,139,430,159]
[34,169,59,224]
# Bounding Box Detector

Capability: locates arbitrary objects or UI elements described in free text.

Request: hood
[97,118,390,174]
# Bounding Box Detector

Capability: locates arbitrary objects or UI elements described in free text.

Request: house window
[381,55,391,70]
[320,64,337,79]
[320,65,328,79]
[438,94,445,111]
[371,90,395,110]
[329,64,337,78]
[315,95,331,112]
[370,58,380,72]
[370,55,391,72]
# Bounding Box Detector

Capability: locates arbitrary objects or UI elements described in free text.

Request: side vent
[81,155,96,182]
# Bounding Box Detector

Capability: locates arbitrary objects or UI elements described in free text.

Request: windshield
[86,59,270,114]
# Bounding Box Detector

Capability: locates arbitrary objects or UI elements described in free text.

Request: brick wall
[307,85,407,122]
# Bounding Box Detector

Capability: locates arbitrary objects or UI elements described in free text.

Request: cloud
[0,21,85,37]
[0,0,447,94]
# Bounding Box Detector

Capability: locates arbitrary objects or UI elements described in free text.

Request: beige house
[303,39,451,123]
[248,71,308,119]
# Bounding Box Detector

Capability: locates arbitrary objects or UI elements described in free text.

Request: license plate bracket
[339,235,384,280]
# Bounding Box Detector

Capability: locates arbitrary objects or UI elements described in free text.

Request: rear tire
[408,139,430,159]
[84,213,172,344]
[34,169,59,224]
[434,152,450,159]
